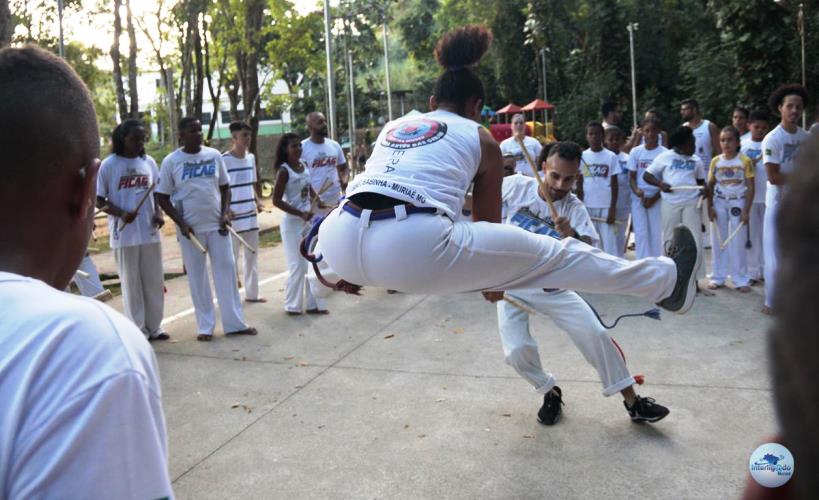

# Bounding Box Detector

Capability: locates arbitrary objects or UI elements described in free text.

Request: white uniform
[499,135,543,177]
[581,147,620,256]
[301,138,346,206]
[646,149,706,278]
[319,109,677,300]
[97,153,165,338]
[73,254,105,297]
[627,144,667,258]
[0,272,172,498]
[224,152,261,301]
[707,153,755,287]
[278,162,327,313]
[497,175,635,396]
[687,119,714,248]
[157,146,248,336]
[741,137,765,281]
[613,150,631,256]
[762,124,809,308]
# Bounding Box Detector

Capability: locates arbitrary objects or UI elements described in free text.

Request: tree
[110,0,128,120]
[0,0,12,48]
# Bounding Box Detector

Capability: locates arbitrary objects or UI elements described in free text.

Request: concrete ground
[96,221,774,499]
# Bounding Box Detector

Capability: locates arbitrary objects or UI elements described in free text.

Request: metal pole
[541,48,548,137]
[627,22,639,128]
[323,0,337,140]
[57,0,65,57]
[799,3,806,129]
[382,11,393,121]
[347,47,356,174]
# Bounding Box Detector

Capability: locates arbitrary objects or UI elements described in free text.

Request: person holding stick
[577,122,621,256]
[626,118,667,258]
[496,142,669,425]
[155,117,256,341]
[272,133,328,315]
[315,26,700,316]
[224,121,265,303]
[705,126,755,292]
[740,110,770,284]
[605,125,632,256]
[500,113,542,177]
[643,126,706,282]
[97,119,168,340]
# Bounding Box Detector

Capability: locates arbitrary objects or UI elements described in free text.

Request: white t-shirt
[301,138,346,205]
[224,152,259,233]
[97,154,162,249]
[157,146,229,234]
[708,153,755,199]
[347,109,482,220]
[0,272,172,499]
[280,162,312,219]
[687,119,713,167]
[646,149,706,205]
[762,124,810,205]
[502,174,598,246]
[580,148,618,208]
[627,144,667,197]
[499,135,543,176]
[740,130,751,143]
[741,138,766,204]
[613,151,631,213]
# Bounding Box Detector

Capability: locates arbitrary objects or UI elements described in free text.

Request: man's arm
[709,122,720,160]
[471,127,503,223]
[608,174,618,224]
[643,172,671,192]
[219,183,231,234]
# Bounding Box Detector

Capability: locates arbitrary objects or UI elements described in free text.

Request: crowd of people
[2,22,818,497]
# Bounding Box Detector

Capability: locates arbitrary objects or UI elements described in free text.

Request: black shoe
[657,224,700,314]
[625,395,670,423]
[537,386,564,425]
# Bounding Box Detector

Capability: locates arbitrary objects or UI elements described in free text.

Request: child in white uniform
[706,126,755,291]
[97,119,167,339]
[627,118,667,258]
[497,142,669,425]
[273,133,328,315]
[740,110,769,283]
[155,117,256,340]
[578,122,620,256]
[605,126,631,256]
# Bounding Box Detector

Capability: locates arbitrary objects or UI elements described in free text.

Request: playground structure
[489,99,557,144]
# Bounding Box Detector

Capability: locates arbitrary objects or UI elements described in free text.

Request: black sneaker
[657,224,701,314]
[625,395,670,423]
[537,386,564,425]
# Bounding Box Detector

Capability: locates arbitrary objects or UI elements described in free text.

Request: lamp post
[382,9,393,121]
[626,22,639,128]
[799,3,806,128]
[57,0,65,57]
[323,0,337,140]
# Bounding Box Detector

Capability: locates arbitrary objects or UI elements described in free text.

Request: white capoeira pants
[763,198,780,309]
[232,229,260,301]
[747,202,765,281]
[662,200,704,279]
[179,230,247,335]
[115,242,165,338]
[709,196,750,287]
[318,205,677,299]
[74,255,105,297]
[281,215,326,312]
[588,207,622,257]
[613,207,630,258]
[631,195,663,259]
[497,289,635,396]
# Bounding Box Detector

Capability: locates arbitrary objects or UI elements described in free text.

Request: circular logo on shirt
[749,443,794,488]
[381,119,448,149]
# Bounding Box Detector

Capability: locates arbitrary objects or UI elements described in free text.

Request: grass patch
[259,227,282,248]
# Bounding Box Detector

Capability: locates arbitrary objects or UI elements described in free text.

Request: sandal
[197,334,212,342]
[706,281,723,290]
[285,310,303,316]
[245,298,268,303]
[225,327,258,337]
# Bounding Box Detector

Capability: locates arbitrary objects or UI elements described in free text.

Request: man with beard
[301,112,348,211]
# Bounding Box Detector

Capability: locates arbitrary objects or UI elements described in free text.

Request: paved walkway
[96,232,775,499]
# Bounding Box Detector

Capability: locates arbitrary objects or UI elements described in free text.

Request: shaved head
[306,111,328,138]
[0,46,99,193]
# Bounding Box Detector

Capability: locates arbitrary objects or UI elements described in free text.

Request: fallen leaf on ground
[417,434,427,439]
[298,360,309,366]
[452,328,464,334]
[383,334,395,339]
[523,434,534,439]
[435,398,446,403]
[484,428,491,432]
[284,356,294,360]
[502,413,512,417]
[404,424,410,429]
[231,403,240,409]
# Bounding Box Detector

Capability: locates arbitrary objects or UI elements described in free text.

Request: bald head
[0,46,99,193]
[306,112,328,139]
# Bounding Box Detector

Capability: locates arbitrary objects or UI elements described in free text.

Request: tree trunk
[241,0,264,156]
[192,11,204,121]
[111,0,129,121]
[0,0,12,48]
[125,0,139,118]
[226,75,241,121]
[203,18,226,142]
